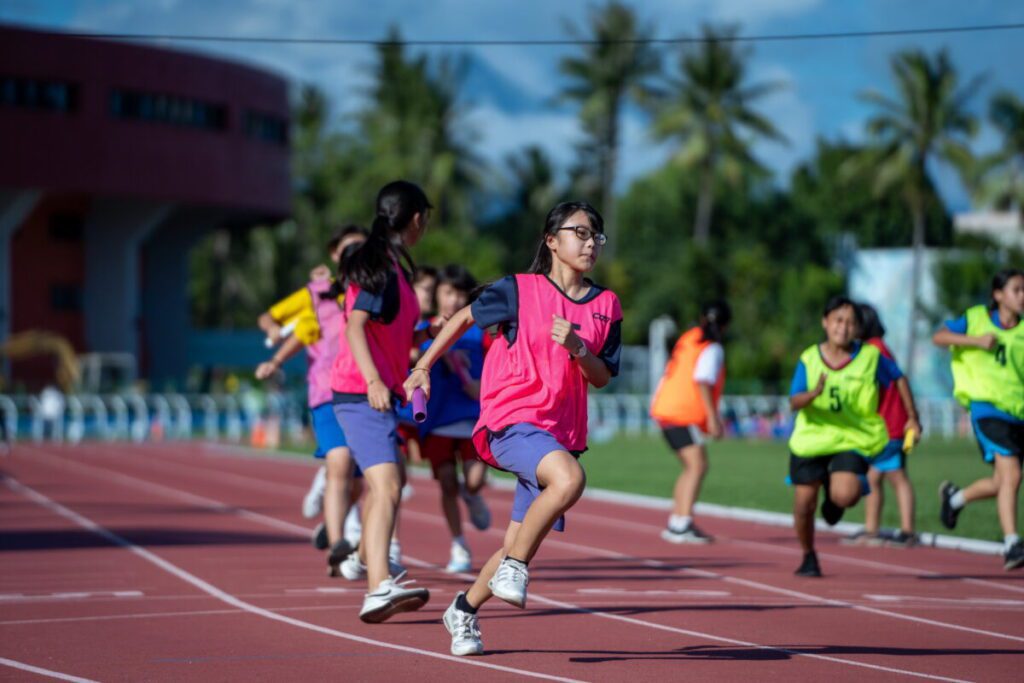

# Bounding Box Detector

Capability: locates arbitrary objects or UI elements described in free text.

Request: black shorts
[789,451,868,486]
[661,425,705,450]
[972,417,1024,464]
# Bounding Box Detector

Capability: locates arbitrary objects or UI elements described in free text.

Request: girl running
[404,201,622,657]
[255,226,368,575]
[788,296,909,577]
[331,180,434,622]
[847,303,922,547]
[933,268,1024,571]
[650,301,731,544]
[418,264,492,573]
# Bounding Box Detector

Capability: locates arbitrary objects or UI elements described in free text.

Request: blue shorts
[972,414,1024,464]
[332,400,401,473]
[488,424,577,533]
[311,403,347,458]
[868,439,905,473]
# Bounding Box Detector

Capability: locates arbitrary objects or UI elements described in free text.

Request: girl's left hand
[403,368,431,402]
[706,413,725,439]
[906,418,923,444]
[551,314,582,351]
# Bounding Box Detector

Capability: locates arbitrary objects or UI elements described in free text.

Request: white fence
[0,391,973,445]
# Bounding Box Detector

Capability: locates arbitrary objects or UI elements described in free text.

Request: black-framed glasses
[558,225,607,246]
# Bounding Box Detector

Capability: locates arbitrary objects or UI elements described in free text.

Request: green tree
[967,91,1024,211]
[559,1,660,252]
[850,49,981,374]
[647,24,785,246]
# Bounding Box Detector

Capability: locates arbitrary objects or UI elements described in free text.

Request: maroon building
[0,24,290,387]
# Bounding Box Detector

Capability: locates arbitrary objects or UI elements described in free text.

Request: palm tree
[647,24,785,246]
[853,49,981,374]
[968,91,1024,212]
[559,1,660,252]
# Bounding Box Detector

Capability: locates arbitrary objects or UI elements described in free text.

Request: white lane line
[864,594,1024,607]
[0,591,144,602]
[0,656,98,683]
[4,477,583,683]
[401,558,970,683]
[575,589,731,597]
[29,450,975,683]
[34,445,1024,645]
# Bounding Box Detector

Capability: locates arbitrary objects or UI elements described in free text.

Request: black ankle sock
[506,555,528,566]
[456,593,478,614]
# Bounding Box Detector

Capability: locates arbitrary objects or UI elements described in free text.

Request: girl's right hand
[813,373,827,396]
[706,413,724,439]
[254,361,278,381]
[367,379,392,412]
[975,333,998,351]
[403,368,431,402]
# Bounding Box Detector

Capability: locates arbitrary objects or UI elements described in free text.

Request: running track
[1,443,1022,682]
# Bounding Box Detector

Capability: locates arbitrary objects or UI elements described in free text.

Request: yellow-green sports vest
[950,305,1024,420]
[789,343,889,458]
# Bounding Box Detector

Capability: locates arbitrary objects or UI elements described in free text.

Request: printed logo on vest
[592,313,611,323]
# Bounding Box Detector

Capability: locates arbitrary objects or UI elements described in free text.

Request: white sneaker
[443,593,483,656]
[660,524,713,545]
[338,551,406,582]
[301,466,327,519]
[343,504,362,547]
[359,574,429,623]
[446,542,472,573]
[461,491,492,531]
[488,557,528,608]
[401,483,414,501]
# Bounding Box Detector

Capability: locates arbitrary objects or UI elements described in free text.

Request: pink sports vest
[472,274,622,466]
[305,279,345,408]
[330,263,420,400]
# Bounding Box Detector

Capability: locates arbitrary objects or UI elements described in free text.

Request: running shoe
[312,521,328,550]
[821,496,844,526]
[488,557,529,608]
[359,573,429,624]
[462,491,492,531]
[301,466,327,519]
[443,593,484,656]
[886,530,918,548]
[338,551,406,581]
[327,539,356,577]
[660,523,714,544]
[446,542,472,573]
[840,530,882,546]
[794,551,822,577]
[1005,541,1024,571]
[938,481,962,530]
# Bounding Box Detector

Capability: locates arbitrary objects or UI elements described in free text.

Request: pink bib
[330,264,420,400]
[473,274,622,466]
[304,280,345,408]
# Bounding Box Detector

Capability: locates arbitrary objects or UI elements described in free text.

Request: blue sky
[4,0,1023,210]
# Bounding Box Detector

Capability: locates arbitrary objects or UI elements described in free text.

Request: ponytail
[343,181,430,293]
[699,300,732,343]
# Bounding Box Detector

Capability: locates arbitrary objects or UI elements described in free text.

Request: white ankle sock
[669,515,692,531]
[949,491,966,509]
[1005,534,1020,551]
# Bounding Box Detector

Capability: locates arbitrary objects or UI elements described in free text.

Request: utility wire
[58,22,1024,47]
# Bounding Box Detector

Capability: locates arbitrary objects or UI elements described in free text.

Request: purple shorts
[488,423,576,532]
[332,400,400,472]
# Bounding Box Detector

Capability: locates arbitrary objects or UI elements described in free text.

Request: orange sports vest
[650,327,725,431]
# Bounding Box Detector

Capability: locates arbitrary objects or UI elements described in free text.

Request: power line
[58,22,1024,48]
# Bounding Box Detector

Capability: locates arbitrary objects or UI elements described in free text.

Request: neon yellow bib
[788,343,889,458]
[950,305,1024,419]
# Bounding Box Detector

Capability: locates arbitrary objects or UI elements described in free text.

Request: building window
[49,214,84,242]
[0,76,78,112]
[109,88,227,131]
[243,110,288,145]
[50,284,83,312]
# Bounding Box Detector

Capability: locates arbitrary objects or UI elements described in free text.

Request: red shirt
[866,337,907,439]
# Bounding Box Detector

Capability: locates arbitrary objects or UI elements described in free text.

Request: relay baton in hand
[903,428,917,454]
[264,320,297,348]
[412,388,428,423]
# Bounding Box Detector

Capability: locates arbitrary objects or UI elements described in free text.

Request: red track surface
[2,442,1023,682]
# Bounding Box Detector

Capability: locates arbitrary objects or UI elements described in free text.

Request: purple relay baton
[412,388,428,423]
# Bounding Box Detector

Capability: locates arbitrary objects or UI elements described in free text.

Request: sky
[3,0,1023,210]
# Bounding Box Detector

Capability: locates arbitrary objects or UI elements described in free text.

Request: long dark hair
[699,300,732,343]
[990,268,1024,310]
[527,201,604,274]
[344,180,432,293]
[856,302,886,340]
[321,241,367,301]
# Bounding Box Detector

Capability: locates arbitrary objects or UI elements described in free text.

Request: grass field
[279,435,1018,544]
